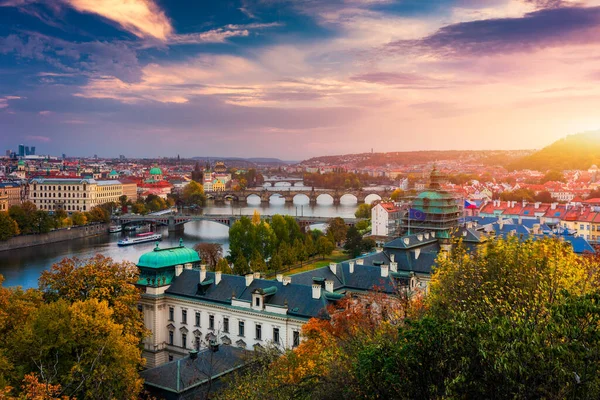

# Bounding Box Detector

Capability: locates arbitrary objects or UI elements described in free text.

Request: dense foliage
[0,256,146,399]
[219,236,600,399]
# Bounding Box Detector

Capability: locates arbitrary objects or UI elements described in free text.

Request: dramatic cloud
[392,6,600,57]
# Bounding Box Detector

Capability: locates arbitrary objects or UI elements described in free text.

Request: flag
[408,208,426,221]
[464,200,478,209]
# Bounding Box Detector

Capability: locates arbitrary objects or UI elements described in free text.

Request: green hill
[509,131,600,171]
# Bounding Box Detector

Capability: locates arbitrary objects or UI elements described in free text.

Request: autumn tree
[390,189,404,201]
[71,211,87,226]
[182,180,206,206]
[38,255,146,340]
[194,243,223,270]
[354,203,372,219]
[216,258,232,274]
[234,254,251,276]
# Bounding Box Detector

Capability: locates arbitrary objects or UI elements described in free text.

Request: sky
[2,0,600,159]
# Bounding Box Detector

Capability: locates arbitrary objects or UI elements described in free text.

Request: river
[0,195,361,289]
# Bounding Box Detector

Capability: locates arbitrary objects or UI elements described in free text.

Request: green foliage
[71,211,87,226]
[251,250,267,273]
[0,212,19,241]
[234,254,251,275]
[354,203,372,219]
[327,217,348,245]
[499,188,535,202]
[316,237,334,259]
[541,169,565,183]
[269,252,283,273]
[390,189,404,201]
[216,258,232,274]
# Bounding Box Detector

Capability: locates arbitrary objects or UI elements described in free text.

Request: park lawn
[284,250,351,276]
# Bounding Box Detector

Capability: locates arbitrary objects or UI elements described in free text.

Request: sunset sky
[2,0,600,159]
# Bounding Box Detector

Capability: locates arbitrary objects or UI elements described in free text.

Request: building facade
[0,182,22,207]
[28,178,124,212]
[371,202,400,237]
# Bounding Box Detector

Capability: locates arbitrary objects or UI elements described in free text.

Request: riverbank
[0,223,109,253]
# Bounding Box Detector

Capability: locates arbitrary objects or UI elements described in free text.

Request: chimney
[283,276,291,286]
[414,248,421,260]
[209,341,219,352]
[200,265,206,282]
[325,280,334,292]
[356,259,364,265]
[276,274,283,282]
[390,254,395,262]
[535,202,540,209]
[390,262,398,272]
[253,272,261,279]
[215,271,222,285]
[329,262,337,274]
[312,283,322,299]
[551,202,557,210]
[245,274,254,287]
[349,261,355,274]
[499,219,504,230]
[380,264,389,277]
[189,350,198,359]
[184,263,192,270]
[175,264,183,277]
[518,216,522,225]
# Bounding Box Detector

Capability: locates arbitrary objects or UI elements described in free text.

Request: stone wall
[0,223,109,252]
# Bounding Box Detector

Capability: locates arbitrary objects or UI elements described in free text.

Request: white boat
[109,225,122,233]
[118,232,162,246]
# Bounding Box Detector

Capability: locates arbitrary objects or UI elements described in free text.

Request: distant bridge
[262,177,304,187]
[114,213,360,232]
[205,188,389,205]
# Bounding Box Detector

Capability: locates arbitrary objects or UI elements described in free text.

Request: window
[169,307,174,321]
[137,304,143,313]
[580,224,584,230]
[255,324,262,340]
[255,297,260,307]
[182,333,187,348]
[223,317,229,333]
[168,355,173,362]
[182,309,187,324]
[293,331,300,347]
[273,327,280,344]
[195,312,201,326]
[239,321,245,337]
[195,336,201,351]
[209,315,214,330]
[169,331,174,345]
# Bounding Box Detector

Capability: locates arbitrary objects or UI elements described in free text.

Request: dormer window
[255,297,260,307]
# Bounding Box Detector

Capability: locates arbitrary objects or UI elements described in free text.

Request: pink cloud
[25,135,51,142]
[38,110,52,115]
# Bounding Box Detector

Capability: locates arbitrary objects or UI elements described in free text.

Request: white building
[29,178,123,212]
[371,202,400,236]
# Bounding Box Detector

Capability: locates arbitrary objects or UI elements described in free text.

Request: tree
[279,242,296,269]
[499,188,535,202]
[0,212,19,241]
[252,210,261,225]
[327,217,348,246]
[269,252,283,273]
[71,211,87,226]
[284,216,303,243]
[216,258,232,274]
[86,205,110,223]
[354,203,372,219]
[251,250,267,273]
[255,221,276,260]
[11,299,144,399]
[293,238,308,267]
[38,255,146,340]
[304,234,316,258]
[234,254,251,276]
[355,219,369,231]
[194,243,223,270]
[229,217,256,261]
[316,237,334,259]
[9,202,36,234]
[344,226,363,257]
[182,180,206,206]
[270,215,289,247]
[390,189,404,201]
[534,190,553,203]
[540,169,565,183]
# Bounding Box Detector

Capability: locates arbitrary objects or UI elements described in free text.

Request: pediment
[166,323,175,330]
[236,339,246,348]
[221,335,231,345]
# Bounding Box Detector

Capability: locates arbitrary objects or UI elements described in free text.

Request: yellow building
[121,182,138,201]
[0,182,22,207]
[29,178,124,212]
[0,193,8,212]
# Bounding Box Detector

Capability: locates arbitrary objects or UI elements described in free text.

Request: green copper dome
[109,170,118,175]
[149,166,162,175]
[17,160,25,166]
[138,241,200,268]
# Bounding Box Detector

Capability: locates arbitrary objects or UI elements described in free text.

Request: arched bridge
[206,189,389,204]
[115,213,360,232]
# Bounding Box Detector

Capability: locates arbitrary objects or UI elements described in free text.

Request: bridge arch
[340,193,358,204]
[246,194,262,203]
[292,193,310,204]
[364,193,382,204]
[316,193,334,205]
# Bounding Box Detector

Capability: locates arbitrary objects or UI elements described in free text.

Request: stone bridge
[115,213,359,232]
[205,188,389,205]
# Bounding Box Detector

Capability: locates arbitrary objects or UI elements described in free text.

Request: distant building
[29,178,123,212]
[371,202,400,237]
[0,182,22,207]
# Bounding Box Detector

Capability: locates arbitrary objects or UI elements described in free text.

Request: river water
[0,195,360,289]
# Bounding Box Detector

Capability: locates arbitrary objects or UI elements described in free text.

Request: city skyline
[2,0,600,158]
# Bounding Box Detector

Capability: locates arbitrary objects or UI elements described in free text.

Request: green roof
[149,167,162,175]
[109,170,118,175]
[17,160,25,165]
[138,241,200,268]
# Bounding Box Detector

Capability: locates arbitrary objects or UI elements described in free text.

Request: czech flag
[464,200,478,209]
[408,208,426,221]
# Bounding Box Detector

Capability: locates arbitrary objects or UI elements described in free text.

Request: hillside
[508,131,600,171]
[301,150,532,168]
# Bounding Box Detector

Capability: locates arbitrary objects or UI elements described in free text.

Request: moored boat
[118,232,162,246]
[109,225,122,233]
